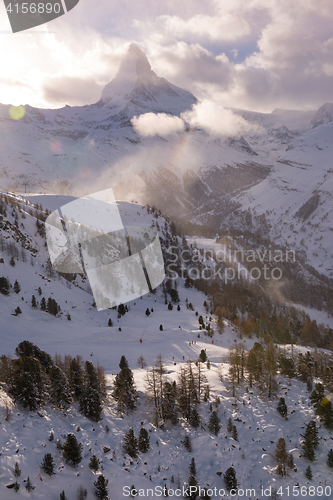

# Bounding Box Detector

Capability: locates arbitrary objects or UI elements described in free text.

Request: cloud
[182,100,261,136]
[43,76,104,106]
[131,113,185,137]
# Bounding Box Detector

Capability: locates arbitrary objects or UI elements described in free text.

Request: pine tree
[305,465,313,480]
[31,295,37,308]
[199,350,207,363]
[227,417,233,433]
[69,357,84,400]
[119,355,129,369]
[145,308,151,316]
[94,475,109,499]
[184,435,192,452]
[159,324,163,331]
[186,475,198,500]
[301,421,317,462]
[13,482,20,492]
[277,397,288,418]
[123,428,138,458]
[189,457,197,476]
[13,462,21,477]
[63,433,82,467]
[275,438,288,477]
[208,411,221,436]
[40,297,46,311]
[9,256,15,267]
[41,453,55,476]
[232,425,238,441]
[224,467,238,491]
[89,454,100,472]
[138,428,150,453]
[113,366,138,414]
[80,386,102,422]
[60,491,67,500]
[108,318,113,327]
[168,302,173,310]
[15,306,22,315]
[10,356,45,410]
[189,408,200,428]
[25,476,34,492]
[13,280,20,294]
[49,365,71,409]
[327,449,333,468]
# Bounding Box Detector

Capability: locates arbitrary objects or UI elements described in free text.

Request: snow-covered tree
[89,454,100,472]
[49,365,71,409]
[189,457,197,476]
[305,465,313,480]
[208,411,221,436]
[13,462,21,477]
[277,397,288,418]
[223,467,237,491]
[123,428,138,458]
[13,279,20,294]
[113,365,138,414]
[63,433,82,467]
[138,428,150,453]
[41,453,55,476]
[94,475,109,499]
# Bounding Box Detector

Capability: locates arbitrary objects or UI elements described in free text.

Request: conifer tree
[41,453,55,476]
[327,449,333,468]
[89,454,100,472]
[305,465,313,480]
[227,417,233,433]
[277,397,288,418]
[108,318,113,327]
[186,475,198,500]
[224,467,238,491]
[13,280,20,294]
[199,350,207,363]
[94,475,109,499]
[10,356,45,410]
[40,297,46,311]
[49,365,71,409]
[138,428,150,453]
[301,421,317,462]
[13,462,21,477]
[184,435,192,452]
[13,482,20,492]
[9,256,15,267]
[145,308,151,316]
[25,476,34,492]
[275,438,288,477]
[31,295,37,308]
[189,408,200,428]
[63,433,82,467]
[232,425,238,441]
[119,355,129,369]
[208,411,221,436]
[113,365,138,414]
[189,457,197,476]
[60,492,67,500]
[123,428,138,458]
[69,357,84,400]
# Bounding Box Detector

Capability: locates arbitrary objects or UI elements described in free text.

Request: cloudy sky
[0,0,332,112]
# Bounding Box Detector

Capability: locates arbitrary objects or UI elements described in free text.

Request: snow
[1,193,333,499]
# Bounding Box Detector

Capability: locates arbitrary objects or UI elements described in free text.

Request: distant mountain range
[1,44,333,279]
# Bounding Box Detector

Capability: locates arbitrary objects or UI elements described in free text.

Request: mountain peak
[312,102,333,127]
[100,44,197,115]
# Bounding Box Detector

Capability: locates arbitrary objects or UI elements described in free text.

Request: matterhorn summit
[100,44,197,115]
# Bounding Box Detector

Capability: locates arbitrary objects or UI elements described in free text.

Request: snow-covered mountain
[1,192,333,500]
[1,44,333,281]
